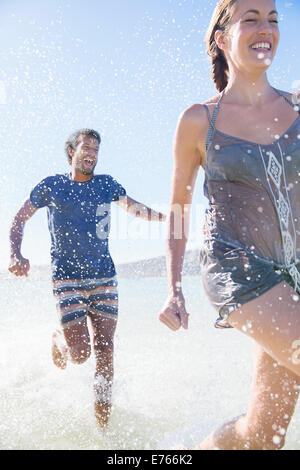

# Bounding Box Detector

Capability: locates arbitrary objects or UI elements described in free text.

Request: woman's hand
[159,292,189,331]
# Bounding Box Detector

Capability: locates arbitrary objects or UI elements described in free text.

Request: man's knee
[69,343,91,364]
[94,337,114,359]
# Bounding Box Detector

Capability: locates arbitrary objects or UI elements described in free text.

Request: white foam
[1,273,300,450]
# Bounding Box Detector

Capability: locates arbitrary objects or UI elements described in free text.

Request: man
[8,128,165,428]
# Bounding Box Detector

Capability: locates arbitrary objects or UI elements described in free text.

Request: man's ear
[68,145,74,160]
[214,29,226,51]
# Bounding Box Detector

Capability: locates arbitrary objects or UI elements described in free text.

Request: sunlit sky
[1,0,300,269]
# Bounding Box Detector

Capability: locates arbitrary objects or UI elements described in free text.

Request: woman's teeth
[251,42,271,50]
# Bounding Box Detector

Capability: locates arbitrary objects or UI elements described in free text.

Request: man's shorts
[52,277,118,329]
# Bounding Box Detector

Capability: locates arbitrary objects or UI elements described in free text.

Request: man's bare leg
[52,318,91,369]
[51,313,116,429]
[52,330,68,370]
[89,313,117,429]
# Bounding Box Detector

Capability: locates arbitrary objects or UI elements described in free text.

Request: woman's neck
[225,70,275,107]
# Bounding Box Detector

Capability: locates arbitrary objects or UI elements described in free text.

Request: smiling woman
[159,0,300,451]
[205,0,280,93]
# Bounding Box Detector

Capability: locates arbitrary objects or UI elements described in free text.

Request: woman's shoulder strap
[273,87,300,115]
[204,91,225,151]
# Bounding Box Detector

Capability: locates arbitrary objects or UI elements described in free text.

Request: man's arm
[9,198,38,277]
[114,196,166,222]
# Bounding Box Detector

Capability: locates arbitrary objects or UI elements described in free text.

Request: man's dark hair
[65,129,101,164]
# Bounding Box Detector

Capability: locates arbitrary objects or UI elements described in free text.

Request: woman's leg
[228,281,300,376]
[197,342,300,450]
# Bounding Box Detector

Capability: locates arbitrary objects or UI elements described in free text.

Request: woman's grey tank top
[202,89,300,291]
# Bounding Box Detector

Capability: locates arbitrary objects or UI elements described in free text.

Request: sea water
[0,267,299,450]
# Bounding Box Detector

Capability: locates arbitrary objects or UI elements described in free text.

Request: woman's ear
[214,29,226,51]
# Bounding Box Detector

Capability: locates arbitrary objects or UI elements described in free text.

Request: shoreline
[2,249,201,280]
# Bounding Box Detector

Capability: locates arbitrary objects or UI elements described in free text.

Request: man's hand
[159,292,189,331]
[8,254,30,277]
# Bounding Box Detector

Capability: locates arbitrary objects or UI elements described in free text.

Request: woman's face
[219,0,280,73]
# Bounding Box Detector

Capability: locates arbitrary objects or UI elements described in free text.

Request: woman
[159,0,300,450]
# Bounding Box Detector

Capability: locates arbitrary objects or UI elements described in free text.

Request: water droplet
[272,435,281,445]
[279,427,286,436]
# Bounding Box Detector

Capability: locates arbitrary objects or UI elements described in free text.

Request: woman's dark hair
[205,0,238,92]
[65,128,101,164]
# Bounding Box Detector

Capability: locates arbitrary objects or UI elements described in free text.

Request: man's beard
[81,167,94,175]
[79,161,95,175]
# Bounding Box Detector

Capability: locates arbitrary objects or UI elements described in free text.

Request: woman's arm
[159,104,206,331]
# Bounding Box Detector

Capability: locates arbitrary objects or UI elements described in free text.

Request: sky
[1,0,300,269]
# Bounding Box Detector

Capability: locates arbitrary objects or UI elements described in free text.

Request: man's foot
[94,375,112,429]
[52,330,68,370]
[94,401,111,430]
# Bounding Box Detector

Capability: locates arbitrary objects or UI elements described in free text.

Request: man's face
[69,134,99,175]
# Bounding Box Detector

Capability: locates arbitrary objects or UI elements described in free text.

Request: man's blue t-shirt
[30,173,126,280]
